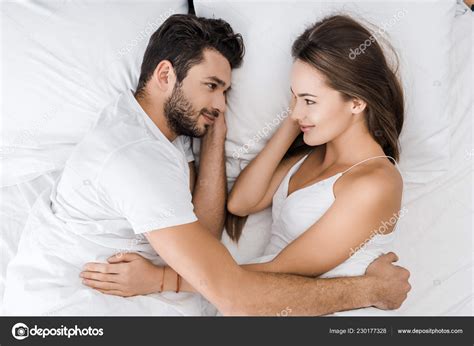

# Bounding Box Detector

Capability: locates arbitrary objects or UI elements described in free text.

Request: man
[4,14,410,316]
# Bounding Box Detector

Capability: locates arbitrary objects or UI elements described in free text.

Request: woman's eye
[207,83,217,90]
[305,99,316,105]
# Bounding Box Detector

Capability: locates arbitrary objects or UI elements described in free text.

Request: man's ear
[351,97,367,115]
[152,60,176,92]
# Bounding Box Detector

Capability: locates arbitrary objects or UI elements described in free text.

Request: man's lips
[202,113,216,124]
[300,124,315,132]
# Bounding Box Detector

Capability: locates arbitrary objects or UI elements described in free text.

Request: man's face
[164,49,232,137]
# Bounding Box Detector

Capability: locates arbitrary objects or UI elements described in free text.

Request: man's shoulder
[73,95,159,158]
[105,138,176,167]
[98,139,188,192]
[67,120,175,183]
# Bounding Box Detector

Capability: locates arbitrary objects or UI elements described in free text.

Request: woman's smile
[300,124,315,132]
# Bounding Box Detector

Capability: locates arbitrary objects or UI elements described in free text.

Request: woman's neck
[322,121,385,169]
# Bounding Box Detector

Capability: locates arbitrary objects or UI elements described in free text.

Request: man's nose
[212,94,226,115]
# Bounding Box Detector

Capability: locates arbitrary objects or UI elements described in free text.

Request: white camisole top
[256,153,402,280]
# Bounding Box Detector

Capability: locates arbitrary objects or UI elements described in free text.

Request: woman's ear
[152,60,176,92]
[351,97,367,115]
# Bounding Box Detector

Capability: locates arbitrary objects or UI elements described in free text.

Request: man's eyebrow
[206,76,227,87]
[290,87,317,98]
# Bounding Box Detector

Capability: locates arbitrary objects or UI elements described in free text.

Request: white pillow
[194,0,456,185]
[1,0,188,186]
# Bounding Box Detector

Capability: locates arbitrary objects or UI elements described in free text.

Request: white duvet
[2,184,204,316]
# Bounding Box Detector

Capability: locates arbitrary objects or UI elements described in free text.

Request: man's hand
[202,109,227,144]
[192,110,227,238]
[81,253,162,297]
[365,252,411,310]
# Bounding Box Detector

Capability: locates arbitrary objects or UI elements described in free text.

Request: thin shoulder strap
[341,155,399,175]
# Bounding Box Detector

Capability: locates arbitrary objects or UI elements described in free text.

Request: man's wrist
[201,130,226,147]
[362,275,379,308]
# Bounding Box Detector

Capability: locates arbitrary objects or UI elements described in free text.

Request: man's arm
[190,115,227,239]
[145,221,410,316]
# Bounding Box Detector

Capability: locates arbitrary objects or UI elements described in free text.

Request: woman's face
[290,59,356,146]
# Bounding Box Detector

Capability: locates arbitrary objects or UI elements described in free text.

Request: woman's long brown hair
[226,15,404,242]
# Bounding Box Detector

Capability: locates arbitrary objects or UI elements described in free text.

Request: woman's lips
[300,125,315,132]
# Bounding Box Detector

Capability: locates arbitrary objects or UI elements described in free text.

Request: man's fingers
[381,252,399,263]
[82,278,120,291]
[107,252,142,263]
[395,265,411,280]
[80,271,118,283]
[96,289,129,297]
[83,262,120,274]
[107,254,123,264]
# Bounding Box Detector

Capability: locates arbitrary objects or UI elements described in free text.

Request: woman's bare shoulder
[335,158,403,203]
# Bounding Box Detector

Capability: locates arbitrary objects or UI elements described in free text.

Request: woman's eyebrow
[290,87,317,97]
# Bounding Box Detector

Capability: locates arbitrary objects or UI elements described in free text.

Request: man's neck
[135,93,177,142]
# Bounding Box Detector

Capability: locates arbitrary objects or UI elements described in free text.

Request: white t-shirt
[3,90,204,316]
[52,90,197,254]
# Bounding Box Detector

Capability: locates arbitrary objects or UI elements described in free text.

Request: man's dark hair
[136,14,244,97]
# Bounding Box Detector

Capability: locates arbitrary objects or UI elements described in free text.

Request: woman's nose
[290,106,304,122]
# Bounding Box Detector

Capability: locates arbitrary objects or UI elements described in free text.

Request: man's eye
[207,83,217,90]
[305,99,316,105]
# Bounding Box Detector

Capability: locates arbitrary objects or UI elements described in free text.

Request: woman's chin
[302,133,322,146]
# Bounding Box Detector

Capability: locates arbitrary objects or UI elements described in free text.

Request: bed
[1,0,472,315]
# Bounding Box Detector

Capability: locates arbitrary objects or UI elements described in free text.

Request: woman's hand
[81,253,163,297]
[282,110,301,137]
[227,96,302,216]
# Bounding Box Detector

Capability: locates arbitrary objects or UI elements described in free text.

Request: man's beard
[163,83,218,138]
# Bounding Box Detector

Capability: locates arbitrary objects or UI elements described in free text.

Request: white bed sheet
[225,7,473,316]
[1,6,472,316]
[0,171,60,304]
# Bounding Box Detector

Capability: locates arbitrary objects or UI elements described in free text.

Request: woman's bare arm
[244,167,403,277]
[227,114,302,216]
[181,170,401,289]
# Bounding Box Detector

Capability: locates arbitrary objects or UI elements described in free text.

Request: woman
[82,15,405,314]
[226,14,404,307]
